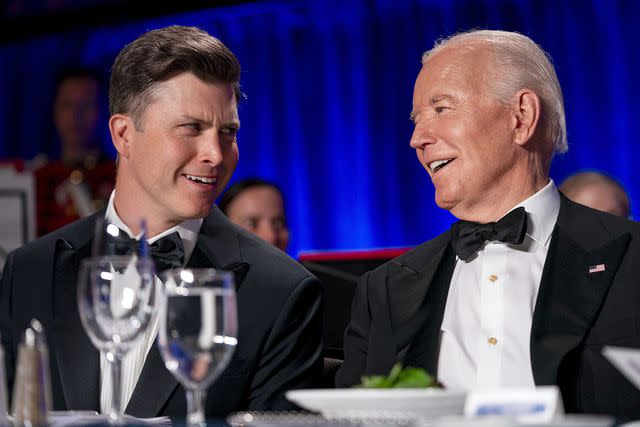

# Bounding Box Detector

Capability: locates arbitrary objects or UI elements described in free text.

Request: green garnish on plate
[358,363,439,388]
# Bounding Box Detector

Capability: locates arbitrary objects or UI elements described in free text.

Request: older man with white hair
[337,30,640,419]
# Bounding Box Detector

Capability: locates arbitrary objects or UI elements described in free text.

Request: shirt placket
[476,243,506,388]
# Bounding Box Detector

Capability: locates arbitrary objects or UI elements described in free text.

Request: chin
[180,204,213,220]
[434,191,458,212]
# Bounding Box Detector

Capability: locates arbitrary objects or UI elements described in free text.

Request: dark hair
[109,25,241,129]
[218,178,284,215]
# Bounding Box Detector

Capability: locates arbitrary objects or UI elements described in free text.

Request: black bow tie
[450,207,528,261]
[106,229,185,273]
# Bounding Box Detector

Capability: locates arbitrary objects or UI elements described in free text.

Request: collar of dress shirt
[507,178,560,247]
[104,190,202,264]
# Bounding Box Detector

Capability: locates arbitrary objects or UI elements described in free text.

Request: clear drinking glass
[158,269,238,426]
[77,255,157,422]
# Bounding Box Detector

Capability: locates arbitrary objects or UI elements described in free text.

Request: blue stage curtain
[1,0,638,256]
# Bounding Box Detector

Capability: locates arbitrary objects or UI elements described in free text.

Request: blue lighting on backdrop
[1,0,639,257]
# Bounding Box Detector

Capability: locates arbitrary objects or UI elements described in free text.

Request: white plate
[286,388,467,421]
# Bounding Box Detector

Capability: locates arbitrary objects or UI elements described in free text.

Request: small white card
[602,346,640,390]
[464,386,564,423]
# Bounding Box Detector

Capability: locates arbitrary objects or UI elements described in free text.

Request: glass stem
[186,389,206,426]
[107,350,124,422]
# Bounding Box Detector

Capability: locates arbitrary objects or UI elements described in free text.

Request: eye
[182,122,202,132]
[220,126,238,136]
[272,218,287,230]
[434,106,448,114]
[241,217,258,230]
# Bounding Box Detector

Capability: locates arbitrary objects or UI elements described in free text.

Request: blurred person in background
[559,171,631,218]
[53,68,104,167]
[33,68,116,236]
[218,178,289,251]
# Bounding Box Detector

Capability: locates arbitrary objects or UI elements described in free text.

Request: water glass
[77,255,157,422]
[158,269,237,426]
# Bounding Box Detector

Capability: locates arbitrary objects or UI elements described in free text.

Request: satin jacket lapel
[127,207,249,416]
[187,206,250,287]
[52,233,100,410]
[531,197,631,385]
[400,243,456,375]
[373,232,452,375]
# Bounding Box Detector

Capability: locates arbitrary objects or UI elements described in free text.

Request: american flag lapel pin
[588,264,606,274]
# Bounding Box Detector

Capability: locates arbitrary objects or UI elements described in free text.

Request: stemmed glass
[77,255,157,422]
[158,269,238,426]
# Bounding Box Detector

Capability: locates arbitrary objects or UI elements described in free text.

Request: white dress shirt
[437,180,560,391]
[99,191,202,414]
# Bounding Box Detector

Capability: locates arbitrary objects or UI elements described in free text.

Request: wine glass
[77,255,157,422]
[157,269,238,426]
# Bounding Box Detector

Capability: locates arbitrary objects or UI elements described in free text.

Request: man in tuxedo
[1,25,323,418]
[336,30,640,419]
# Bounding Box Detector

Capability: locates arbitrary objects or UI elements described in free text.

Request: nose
[200,132,224,166]
[409,120,437,150]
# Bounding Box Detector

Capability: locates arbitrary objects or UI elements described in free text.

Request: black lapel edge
[190,207,250,288]
[125,340,179,417]
[399,243,456,376]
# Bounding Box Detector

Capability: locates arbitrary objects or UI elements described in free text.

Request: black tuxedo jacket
[336,196,640,419]
[1,206,323,417]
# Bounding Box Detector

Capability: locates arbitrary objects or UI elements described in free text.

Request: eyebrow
[431,94,455,104]
[177,115,241,129]
[223,119,241,129]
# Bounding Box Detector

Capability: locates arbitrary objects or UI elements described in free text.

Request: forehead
[415,45,492,99]
[149,73,238,116]
[230,186,284,212]
[56,77,99,100]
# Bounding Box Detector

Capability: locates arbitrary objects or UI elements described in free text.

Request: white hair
[422,30,567,155]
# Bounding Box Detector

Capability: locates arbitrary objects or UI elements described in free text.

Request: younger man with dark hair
[2,25,323,418]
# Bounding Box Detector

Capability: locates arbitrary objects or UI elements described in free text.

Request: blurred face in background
[226,185,289,251]
[54,77,100,153]
[563,180,630,217]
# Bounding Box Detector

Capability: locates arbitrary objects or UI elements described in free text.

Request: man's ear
[109,114,135,159]
[512,89,541,147]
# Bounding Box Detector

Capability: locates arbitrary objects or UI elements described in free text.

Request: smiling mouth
[428,158,454,173]
[184,174,217,185]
